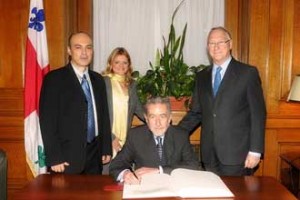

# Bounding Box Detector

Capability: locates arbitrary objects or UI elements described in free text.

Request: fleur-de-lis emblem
[28,7,45,32]
[35,145,46,167]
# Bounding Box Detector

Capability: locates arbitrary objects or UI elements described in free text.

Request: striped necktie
[81,75,95,143]
[156,136,163,161]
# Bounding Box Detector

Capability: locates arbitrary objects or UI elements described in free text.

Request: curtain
[93,0,224,74]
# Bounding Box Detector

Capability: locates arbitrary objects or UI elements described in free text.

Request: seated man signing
[109,97,199,184]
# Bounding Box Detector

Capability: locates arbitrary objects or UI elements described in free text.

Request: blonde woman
[102,47,144,173]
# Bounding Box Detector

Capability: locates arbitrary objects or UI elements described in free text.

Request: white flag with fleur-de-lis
[24,0,49,177]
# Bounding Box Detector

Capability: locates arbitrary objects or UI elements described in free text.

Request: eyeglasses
[208,40,230,48]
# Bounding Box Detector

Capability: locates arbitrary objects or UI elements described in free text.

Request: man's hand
[51,162,69,173]
[112,138,122,152]
[134,167,160,177]
[123,170,141,185]
[102,155,111,164]
[244,154,260,169]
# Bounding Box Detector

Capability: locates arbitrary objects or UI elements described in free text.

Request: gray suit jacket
[179,58,266,165]
[109,125,199,180]
[103,77,144,139]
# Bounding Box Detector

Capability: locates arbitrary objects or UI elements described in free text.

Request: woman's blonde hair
[102,47,133,83]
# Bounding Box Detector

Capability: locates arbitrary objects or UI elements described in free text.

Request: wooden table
[13,174,297,200]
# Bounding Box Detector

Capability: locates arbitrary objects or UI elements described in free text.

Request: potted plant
[132,0,208,109]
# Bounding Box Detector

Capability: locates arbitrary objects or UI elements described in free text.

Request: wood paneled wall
[1,0,300,199]
[0,0,31,196]
[0,0,91,199]
[226,0,300,179]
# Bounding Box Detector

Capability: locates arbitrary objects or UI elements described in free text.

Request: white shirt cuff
[117,169,130,182]
[248,151,261,158]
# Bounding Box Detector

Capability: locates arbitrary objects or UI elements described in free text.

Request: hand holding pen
[123,169,141,185]
[123,167,160,185]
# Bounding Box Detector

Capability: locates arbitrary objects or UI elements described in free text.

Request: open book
[123,168,234,199]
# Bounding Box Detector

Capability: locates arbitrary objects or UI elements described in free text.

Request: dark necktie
[156,136,163,161]
[81,75,95,143]
[213,66,222,96]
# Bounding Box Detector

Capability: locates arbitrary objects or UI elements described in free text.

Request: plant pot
[169,96,190,111]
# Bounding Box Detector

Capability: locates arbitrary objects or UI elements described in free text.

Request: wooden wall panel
[45,0,72,70]
[280,0,294,97]
[267,0,284,110]
[0,89,25,198]
[77,0,93,34]
[225,0,300,180]
[0,0,90,199]
[248,0,271,110]
[0,0,29,198]
[225,0,251,63]
[293,1,300,78]
[224,0,240,58]
[0,0,27,88]
[264,128,300,179]
[250,0,300,179]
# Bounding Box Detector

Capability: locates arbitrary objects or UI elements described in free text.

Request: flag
[24,0,50,177]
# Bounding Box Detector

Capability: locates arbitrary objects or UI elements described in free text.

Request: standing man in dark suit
[178,26,266,176]
[109,97,199,184]
[39,32,112,174]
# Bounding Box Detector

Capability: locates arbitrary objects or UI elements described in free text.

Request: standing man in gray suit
[109,97,199,184]
[179,26,266,176]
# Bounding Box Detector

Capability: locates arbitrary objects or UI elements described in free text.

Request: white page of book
[122,168,234,199]
[123,173,175,199]
[170,169,234,198]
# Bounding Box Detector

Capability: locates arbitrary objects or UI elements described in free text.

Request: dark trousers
[204,148,254,176]
[49,139,102,175]
[81,139,102,174]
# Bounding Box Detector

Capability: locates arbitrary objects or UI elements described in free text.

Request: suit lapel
[202,66,214,101]
[88,71,102,109]
[127,83,134,113]
[66,64,87,101]
[145,128,161,164]
[163,127,174,165]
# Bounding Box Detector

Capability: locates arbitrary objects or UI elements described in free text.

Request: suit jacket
[109,125,199,180]
[179,58,266,165]
[39,63,112,174]
[103,77,144,138]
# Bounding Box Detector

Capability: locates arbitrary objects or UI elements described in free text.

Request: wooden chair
[280,152,300,198]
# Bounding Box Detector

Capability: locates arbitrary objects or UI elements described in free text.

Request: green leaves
[134,0,208,104]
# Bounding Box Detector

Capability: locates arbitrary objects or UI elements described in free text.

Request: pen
[130,168,139,179]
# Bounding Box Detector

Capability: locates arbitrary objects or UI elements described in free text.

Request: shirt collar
[71,63,89,80]
[213,56,232,72]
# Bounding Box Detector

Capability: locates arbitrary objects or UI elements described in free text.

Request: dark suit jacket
[179,58,266,165]
[39,63,112,174]
[109,125,199,180]
[103,77,144,138]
